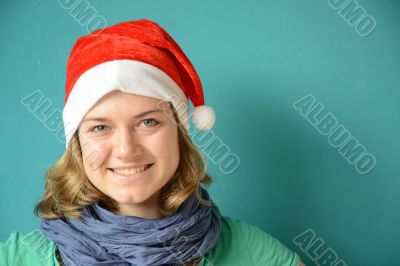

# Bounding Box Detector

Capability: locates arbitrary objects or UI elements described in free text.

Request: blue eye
[91,125,108,132]
[142,119,159,127]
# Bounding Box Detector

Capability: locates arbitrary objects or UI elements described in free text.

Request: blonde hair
[34,104,214,219]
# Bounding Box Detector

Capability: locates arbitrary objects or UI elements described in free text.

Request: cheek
[151,130,180,170]
[80,140,109,173]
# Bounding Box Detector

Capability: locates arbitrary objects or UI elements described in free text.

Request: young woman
[0,19,305,266]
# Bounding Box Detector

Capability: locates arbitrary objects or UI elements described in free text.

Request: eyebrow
[82,109,164,123]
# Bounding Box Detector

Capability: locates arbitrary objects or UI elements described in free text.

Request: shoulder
[0,230,58,266]
[201,216,301,266]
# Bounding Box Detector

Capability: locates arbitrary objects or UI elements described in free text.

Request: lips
[109,163,153,171]
[108,163,154,179]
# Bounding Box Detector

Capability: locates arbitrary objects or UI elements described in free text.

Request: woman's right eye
[91,125,108,133]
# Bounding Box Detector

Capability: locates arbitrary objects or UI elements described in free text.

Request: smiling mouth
[108,163,154,177]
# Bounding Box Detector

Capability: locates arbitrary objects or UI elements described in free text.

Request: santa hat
[62,18,215,149]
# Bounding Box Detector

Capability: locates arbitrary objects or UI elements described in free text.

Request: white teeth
[113,165,147,176]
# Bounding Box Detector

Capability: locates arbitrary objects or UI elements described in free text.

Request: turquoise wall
[1,0,399,265]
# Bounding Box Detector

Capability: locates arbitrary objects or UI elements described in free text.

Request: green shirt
[0,216,301,266]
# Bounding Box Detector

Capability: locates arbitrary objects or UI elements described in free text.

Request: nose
[113,127,144,159]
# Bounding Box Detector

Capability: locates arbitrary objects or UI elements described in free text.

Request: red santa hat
[62,18,215,148]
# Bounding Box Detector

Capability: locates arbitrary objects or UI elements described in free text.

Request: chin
[111,188,155,204]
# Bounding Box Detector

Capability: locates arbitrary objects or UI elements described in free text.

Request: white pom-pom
[192,105,215,130]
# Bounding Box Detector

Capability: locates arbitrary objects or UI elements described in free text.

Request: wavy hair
[34,103,214,219]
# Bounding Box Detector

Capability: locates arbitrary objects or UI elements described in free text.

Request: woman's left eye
[91,125,108,132]
[142,119,159,127]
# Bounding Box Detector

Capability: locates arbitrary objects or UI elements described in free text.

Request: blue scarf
[41,187,221,266]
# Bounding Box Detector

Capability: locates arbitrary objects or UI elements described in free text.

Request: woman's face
[77,90,180,216]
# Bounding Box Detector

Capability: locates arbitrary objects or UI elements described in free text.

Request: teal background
[1,0,399,265]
